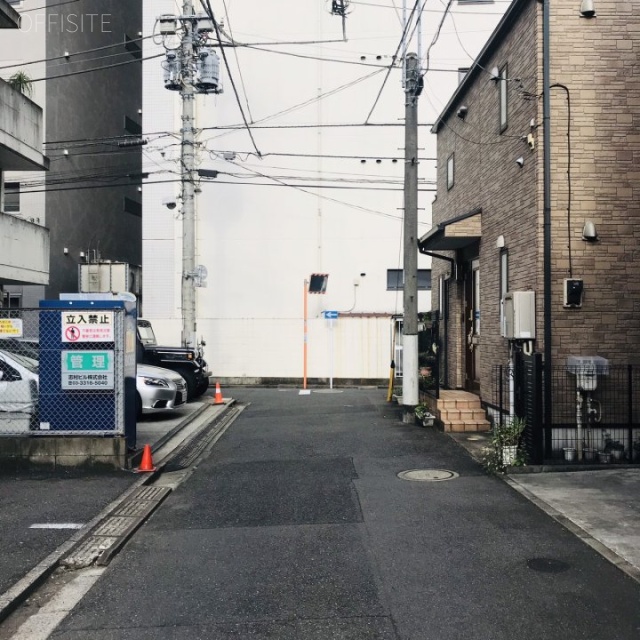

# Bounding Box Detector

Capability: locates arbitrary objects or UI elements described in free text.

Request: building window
[124,34,142,60]
[499,63,508,132]
[3,182,20,213]
[500,249,508,331]
[124,116,142,135]
[447,153,455,190]
[387,269,432,291]
[1,292,21,309]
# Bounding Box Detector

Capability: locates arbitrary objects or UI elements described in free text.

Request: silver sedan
[136,364,187,419]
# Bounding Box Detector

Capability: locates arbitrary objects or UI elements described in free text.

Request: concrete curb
[0,401,236,624]
[127,401,212,468]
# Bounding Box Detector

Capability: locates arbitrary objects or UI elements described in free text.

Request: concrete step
[442,419,491,433]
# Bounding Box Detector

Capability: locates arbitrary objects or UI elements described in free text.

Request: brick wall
[430,0,640,401]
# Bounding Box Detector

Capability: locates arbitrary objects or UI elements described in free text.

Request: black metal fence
[491,354,640,465]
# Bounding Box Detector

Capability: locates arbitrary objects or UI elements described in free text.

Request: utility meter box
[567,356,609,391]
[502,291,536,340]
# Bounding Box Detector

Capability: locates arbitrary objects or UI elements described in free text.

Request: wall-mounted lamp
[582,220,598,241]
[516,156,525,168]
[496,235,505,249]
[63,247,69,255]
[79,251,86,259]
[580,0,596,18]
[456,105,468,119]
[490,66,500,82]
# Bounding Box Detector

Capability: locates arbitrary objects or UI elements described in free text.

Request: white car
[136,364,187,420]
[0,349,39,433]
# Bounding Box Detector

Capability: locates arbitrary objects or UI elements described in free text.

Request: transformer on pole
[158,2,222,348]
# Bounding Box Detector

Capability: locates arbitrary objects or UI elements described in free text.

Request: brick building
[420,0,640,417]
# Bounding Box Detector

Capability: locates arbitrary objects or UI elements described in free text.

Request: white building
[142,0,510,384]
[0,0,48,300]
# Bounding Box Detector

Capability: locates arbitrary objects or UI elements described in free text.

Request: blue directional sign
[323,310,339,319]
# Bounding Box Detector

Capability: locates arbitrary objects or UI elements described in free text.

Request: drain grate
[397,469,459,482]
[164,406,240,471]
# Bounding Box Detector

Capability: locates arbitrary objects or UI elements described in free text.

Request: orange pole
[303,280,308,389]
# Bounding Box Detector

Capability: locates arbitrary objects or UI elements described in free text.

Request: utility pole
[181,0,197,349]
[159,4,221,348]
[402,52,420,420]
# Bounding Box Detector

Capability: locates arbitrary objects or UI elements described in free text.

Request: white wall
[142,0,508,380]
[0,0,47,226]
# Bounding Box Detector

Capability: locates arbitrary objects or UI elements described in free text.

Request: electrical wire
[201,0,262,157]
[0,34,154,72]
[26,52,164,84]
[198,66,386,146]
[221,0,254,123]
[364,0,422,123]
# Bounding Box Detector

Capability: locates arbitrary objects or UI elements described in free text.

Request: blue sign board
[323,310,339,319]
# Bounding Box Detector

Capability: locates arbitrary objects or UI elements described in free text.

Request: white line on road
[9,567,105,640]
[29,524,84,530]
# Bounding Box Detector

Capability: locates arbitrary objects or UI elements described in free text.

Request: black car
[136,319,210,400]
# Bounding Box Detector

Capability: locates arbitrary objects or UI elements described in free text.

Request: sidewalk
[449,430,640,583]
[0,395,225,622]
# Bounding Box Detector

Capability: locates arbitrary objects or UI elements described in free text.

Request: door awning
[419,208,481,252]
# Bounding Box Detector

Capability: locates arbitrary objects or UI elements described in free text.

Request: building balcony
[0,78,48,172]
[0,213,49,285]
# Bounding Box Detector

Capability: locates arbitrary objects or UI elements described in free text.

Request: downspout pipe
[543,0,552,433]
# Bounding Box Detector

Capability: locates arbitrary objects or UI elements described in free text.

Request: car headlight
[142,377,170,388]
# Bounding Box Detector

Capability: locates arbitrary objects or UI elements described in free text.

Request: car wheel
[193,376,209,398]
[178,369,197,401]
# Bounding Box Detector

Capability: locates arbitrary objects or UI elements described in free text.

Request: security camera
[516,156,525,168]
[162,197,177,210]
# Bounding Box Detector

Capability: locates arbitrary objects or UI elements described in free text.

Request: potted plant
[483,416,526,473]
[604,436,625,462]
[414,403,435,427]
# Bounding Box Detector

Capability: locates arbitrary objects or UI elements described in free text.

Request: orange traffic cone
[213,381,224,405]
[136,444,156,473]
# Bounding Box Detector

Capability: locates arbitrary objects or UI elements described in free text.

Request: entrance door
[464,259,480,393]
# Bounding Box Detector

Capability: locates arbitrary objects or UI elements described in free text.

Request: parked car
[136,364,188,420]
[0,348,39,433]
[136,319,210,401]
[0,338,39,361]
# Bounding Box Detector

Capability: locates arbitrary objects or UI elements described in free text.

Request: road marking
[29,524,84,530]
[9,567,105,640]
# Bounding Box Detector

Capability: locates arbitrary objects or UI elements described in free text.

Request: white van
[0,349,39,433]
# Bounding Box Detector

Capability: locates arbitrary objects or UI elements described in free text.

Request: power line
[0,34,154,72]
[201,0,261,156]
[364,0,422,124]
[27,52,164,84]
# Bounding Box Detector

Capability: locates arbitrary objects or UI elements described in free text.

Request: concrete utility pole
[181,0,197,350]
[159,3,220,348]
[402,52,420,420]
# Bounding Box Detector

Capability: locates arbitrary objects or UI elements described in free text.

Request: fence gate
[516,351,544,464]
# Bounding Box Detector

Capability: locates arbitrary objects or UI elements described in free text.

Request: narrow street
[9,388,640,639]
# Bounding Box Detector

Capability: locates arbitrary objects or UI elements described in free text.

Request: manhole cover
[526,558,571,573]
[397,469,459,482]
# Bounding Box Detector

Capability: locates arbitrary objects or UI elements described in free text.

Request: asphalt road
[45,387,640,639]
